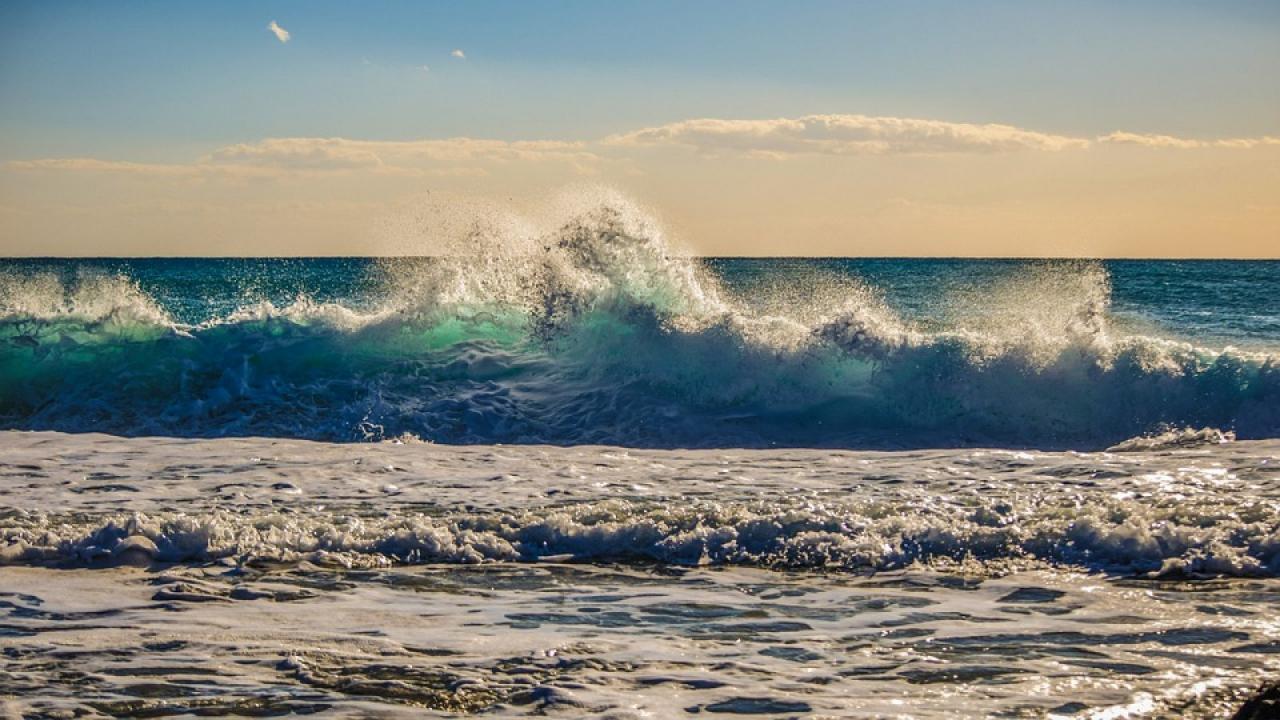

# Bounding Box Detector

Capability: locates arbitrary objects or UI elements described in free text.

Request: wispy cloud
[451,49,466,59]
[605,114,1091,156]
[7,137,597,181]
[6,158,277,178]
[210,139,386,169]
[206,137,594,170]
[1098,131,1280,149]
[8,158,202,176]
[267,20,290,44]
[10,115,1279,183]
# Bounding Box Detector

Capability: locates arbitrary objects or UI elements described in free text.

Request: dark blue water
[2,252,1278,447]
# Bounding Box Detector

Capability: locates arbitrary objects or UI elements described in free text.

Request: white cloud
[606,114,1092,155]
[1098,131,1280,149]
[451,49,466,59]
[420,65,430,73]
[268,20,290,44]
[11,116,1279,183]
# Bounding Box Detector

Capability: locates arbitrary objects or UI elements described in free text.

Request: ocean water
[1,206,1278,447]
[2,202,1279,718]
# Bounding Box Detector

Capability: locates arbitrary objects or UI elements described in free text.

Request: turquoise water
[2,247,1277,446]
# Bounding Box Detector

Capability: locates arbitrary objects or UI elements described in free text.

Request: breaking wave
[5,491,1278,577]
[2,194,1278,447]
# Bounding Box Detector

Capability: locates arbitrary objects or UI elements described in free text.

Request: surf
[1,195,1277,447]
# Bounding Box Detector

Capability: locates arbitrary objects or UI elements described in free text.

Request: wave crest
[5,490,1278,577]
[1,271,172,337]
[1,196,1278,446]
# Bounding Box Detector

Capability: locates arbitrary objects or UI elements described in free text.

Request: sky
[0,0,1277,257]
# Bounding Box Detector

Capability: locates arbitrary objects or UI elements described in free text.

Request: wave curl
[2,197,1277,446]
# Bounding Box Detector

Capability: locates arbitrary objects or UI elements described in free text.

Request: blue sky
[1,1,1277,257]
[2,0,1278,160]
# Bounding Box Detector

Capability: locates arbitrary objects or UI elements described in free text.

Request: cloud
[8,158,198,176]
[209,139,386,169]
[268,20,290,44]
[7,138,601,181]
[206,137,594,169]
[6,157,279,179]
[451,49,465,59]
[1098,131,1280,149]
[605,114,1092,156]
[11,116,1278,183]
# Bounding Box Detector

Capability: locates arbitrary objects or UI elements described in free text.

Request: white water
[2,431,1278,718]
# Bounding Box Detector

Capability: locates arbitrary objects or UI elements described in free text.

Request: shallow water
[4,563,1277,719]
[2,432,1278,718]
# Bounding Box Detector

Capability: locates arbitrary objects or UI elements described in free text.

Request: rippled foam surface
[2,432,1278,718]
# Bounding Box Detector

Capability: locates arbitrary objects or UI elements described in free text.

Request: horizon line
[2,255,1278,262]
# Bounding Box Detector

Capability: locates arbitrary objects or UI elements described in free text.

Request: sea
[1,205,1278,718]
